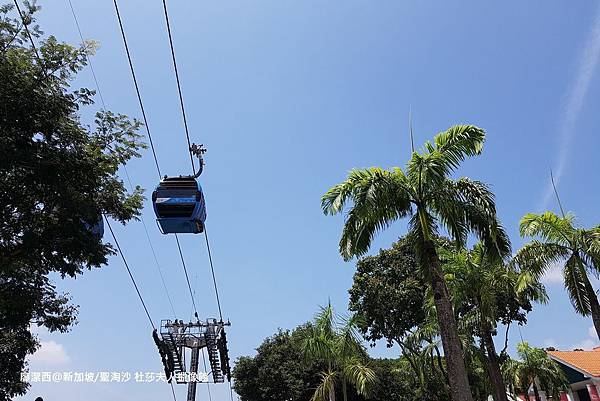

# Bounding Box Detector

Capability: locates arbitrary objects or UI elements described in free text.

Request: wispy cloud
[545,327,599,351]
[29,340,70,365]
[540,3,600,210]
[571,327,599,350]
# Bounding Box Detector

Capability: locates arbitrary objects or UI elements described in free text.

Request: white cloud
[543,338,558,348]
[571,338,599,351]
[540,2,600,210]
[541,261,564,284]
[30,341,70,365]
[589,326,596,339]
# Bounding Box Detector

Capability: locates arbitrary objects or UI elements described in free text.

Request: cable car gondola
[152,176,206,234]
[82,216,104,239]
[152,144,207,235]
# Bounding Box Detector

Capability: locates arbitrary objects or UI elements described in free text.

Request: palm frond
[336,314,366,360]
[322,167,413,260]
[407,151,451,195]
[342,359,377,397]
[315,303,336,337]
[582,228,600,274]
[519,212,575,246]
[302,331,336,366]
[303,306,338,366]
[433,125,486,171]
[429,183,469,247]
[511,241,570,290]
[312,370,338,401]
[564,253,592,315]
[431,178,511,258]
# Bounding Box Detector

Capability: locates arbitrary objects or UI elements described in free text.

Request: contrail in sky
[540,2,600,210]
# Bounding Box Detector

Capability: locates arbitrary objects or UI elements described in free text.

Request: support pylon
[152,318,232,401]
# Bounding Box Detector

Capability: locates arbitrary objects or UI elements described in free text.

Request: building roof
[548,347,600,377]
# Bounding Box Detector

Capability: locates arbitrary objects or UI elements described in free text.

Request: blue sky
[16,1,600,400]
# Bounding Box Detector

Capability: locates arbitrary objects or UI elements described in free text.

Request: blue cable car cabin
[90,218,104,239]
[82,216,104,239]
[152,176,207,234]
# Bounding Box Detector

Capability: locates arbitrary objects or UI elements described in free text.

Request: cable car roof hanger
[152,144,208,235]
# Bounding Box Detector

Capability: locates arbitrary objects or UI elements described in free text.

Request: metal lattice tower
[153,319,232,401]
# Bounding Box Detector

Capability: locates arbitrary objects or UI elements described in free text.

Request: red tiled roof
[548,347,600,377]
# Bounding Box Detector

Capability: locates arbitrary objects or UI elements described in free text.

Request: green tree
[513,211,600,339]
[348,236,450,397]
[502,342,567,401]
[232,326,322,401]
[349,237,426,348]
[369,357,449,401]
[0,4,144,398]
[444,244,547,401]
[301,304,377,401]
[233,323,448,401]
[322,125,510,401]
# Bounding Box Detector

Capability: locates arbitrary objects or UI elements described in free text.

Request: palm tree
[301,304,377,401]
[322,125,510,401]
[502,342,567,401]
[399,319,451,398]
[513,211,600,339]
[444,243,547,401]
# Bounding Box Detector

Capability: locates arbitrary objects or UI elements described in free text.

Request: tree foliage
[0,3,144,398]
[233,323,450,401]
[349,237,426,347]
[233,326,322,401]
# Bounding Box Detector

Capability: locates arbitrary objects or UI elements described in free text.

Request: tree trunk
[423,240,474,401]
[583,272,600,340]
[532,381,541,401]
[399,342,427,391]
[481,320,509,401]
[433,343,450,385]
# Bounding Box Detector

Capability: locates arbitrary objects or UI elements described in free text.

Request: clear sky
[16,1,600,400]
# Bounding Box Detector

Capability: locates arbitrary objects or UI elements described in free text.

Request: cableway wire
[204,227,224,322]
[112,0,202,322]
[66,0,105,109]
[160,0,196,174]
[105,217,156,331]
[106,219,180,401]
[112,0,162,178]
[11,0,50,83]
[175,233,200,319]
[157,0,229,327]
[113,3,232,398]
[66,0,177,320]
[158,5,233,398]
[124,171,178,318]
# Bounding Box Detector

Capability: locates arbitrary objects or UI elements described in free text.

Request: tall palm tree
[513,211,600,338]
[322,125,511,401]
[502,342,567,401]
[445,243,547,401]
[301,304,377,401]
